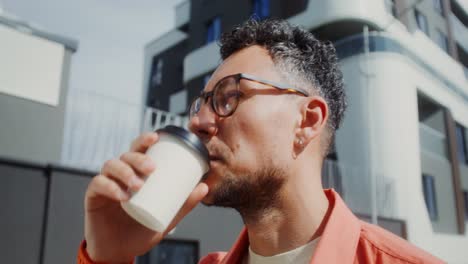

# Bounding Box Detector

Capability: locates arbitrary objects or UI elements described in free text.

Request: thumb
[163,182,209,235]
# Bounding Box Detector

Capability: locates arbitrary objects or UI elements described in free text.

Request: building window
[252,0,270,20]
[138,239,199,264]
[206,17,221,44]
[385,0,398,17]
[435,30,449,53]
[422,174,438,221]
[433,0,444,15]
[418,94,449,158]
[150,58,164,88]
[415,10,430,36]
[456,124,468,164]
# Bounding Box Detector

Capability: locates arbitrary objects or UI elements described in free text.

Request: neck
[242,165,330,257]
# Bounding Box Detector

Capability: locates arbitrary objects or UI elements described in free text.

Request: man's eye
[225,91,241,99]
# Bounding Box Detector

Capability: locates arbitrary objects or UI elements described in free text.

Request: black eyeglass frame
[189,73,309,118]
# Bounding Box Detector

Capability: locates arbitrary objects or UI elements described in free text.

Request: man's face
[188,45,300,212]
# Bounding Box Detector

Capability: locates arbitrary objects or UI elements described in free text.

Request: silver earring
[297,139,303,146]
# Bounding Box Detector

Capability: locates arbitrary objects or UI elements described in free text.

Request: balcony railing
[384,0,397,17]
[419,123,448,159]
[333,32,468,101]
[322,159,398,219]
[142,107,189,132]
[61,89,188,171]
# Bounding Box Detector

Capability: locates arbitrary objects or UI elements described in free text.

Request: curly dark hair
[219,18,346,154]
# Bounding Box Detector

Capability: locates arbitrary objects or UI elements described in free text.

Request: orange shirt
[198,190,444,264]
[78,189,445,264]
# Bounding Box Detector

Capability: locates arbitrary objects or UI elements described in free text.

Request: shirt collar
[310,189,361,264]
[220,189,362,264]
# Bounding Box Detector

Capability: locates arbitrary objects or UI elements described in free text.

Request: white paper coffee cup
[121,126,209,232]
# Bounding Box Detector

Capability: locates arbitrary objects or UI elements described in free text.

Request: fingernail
[143,160,155,171]
[149,133,158,142]
[130,177,145,188]
[120,192,130,201]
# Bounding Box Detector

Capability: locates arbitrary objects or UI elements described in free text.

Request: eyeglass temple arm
[239,73,309,96]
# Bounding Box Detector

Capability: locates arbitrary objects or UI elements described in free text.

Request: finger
[101,159,145,191]
[130,132,159,153]
[164,183,209,234]
[87,174,130,203]
[120,152,155,176]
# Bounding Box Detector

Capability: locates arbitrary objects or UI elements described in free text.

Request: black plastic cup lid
[156,125,209,163]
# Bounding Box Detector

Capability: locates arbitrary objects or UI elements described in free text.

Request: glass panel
[456,124,468,164]
[385,0,398,17]
[464,191,468,220]
[415,10,430,36]
[436,30,449,53]
[253,0,270,19]
[206,17,221,44]
[422,174,439,221]
[418,94,449,159]
[139,239,199,264]
[433,0,444,15]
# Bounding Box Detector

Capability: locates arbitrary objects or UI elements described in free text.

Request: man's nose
[188,102,218,141]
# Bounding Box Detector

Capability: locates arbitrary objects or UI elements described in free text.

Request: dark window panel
[138,239,199,264]
[252,0,270,20]
[415,9,429,36]
[464,191,468,220]
[206,16,221,44]
[422,174,439,221]
[455,124,468,164]
[435,30,449,54]
[433,0,444,15]
[385,0,398,17]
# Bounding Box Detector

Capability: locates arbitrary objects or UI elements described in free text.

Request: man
[78,19,443,263]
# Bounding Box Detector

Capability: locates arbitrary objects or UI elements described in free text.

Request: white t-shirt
[245,237,320,264]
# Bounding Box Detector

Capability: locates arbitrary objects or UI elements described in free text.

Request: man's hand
[84,132,209,263]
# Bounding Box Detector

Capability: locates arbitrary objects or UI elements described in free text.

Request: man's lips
[209,154,224,163]
[209,155,221,161]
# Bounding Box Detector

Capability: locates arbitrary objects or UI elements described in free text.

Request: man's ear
[295,96,329,148]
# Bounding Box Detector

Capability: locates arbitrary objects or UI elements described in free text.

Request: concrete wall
[0,162,47,264]
[0,50,72,164]
[0,159,93,264]
[168,205,244,257]
[0,157,245,263]
[42,169,91,264]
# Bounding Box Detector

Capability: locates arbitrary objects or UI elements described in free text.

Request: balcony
[183,41,220,83]
[322,159,398,219]
[453,0,468,17]
[61,87,188,171]
[419,123,449,159]
[450,12,468,55]
[175,0,190,28]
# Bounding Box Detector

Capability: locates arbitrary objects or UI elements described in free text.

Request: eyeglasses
[189,73,309,119]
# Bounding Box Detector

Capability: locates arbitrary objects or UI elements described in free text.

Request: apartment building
[142,0,468,262]
[0,12,77,164]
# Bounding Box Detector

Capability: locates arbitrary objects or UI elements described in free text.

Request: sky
[2,0,184,105]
